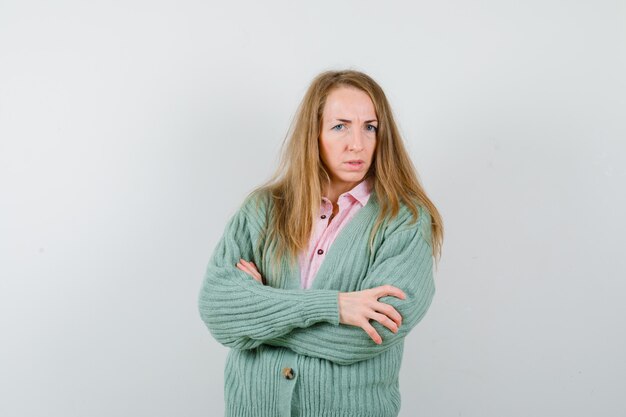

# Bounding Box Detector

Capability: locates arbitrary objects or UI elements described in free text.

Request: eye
[366,124,378,132]
[331,124,345,131]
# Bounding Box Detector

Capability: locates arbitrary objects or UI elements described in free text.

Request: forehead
[322,87,377,120]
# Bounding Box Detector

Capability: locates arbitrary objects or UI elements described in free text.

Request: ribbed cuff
[300,290,340,326]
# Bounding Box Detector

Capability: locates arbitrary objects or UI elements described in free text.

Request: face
[318,86,377,196]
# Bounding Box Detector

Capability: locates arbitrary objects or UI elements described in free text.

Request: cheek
[364,141,375,158]
[318,140,332,165]
[319,138,340,162]
[327,144,344,164]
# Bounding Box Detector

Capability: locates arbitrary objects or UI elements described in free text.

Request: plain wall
[1,1,625,416]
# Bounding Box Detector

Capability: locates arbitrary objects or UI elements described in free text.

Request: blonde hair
[245,69,444,282]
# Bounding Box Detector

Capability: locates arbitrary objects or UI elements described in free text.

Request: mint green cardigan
[198,189,436,417]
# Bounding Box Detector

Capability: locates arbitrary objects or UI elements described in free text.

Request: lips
[344,160,364,170]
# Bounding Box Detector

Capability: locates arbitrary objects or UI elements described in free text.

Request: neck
[323,176,369,204]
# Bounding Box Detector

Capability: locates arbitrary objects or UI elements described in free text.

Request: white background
[1,1,625,416]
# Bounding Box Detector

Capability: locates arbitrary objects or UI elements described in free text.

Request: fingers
[236,261,257,281]
[376,284,406,300]
[236,259,254,275]
[248,261,264,283]
[370,311,399,334]
[364,285,406,342]
[374,301,403,328]
[333,286,409,345]
[236,259,263,283]
[361,321,383,345]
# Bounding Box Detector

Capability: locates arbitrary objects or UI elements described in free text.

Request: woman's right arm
[198,202,343,350]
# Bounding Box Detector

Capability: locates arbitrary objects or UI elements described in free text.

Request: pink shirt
[298,177,373,289]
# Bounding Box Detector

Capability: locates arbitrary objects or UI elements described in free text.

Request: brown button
[321,214,326,219]
[317,249,324,255]
[282,367,295,380]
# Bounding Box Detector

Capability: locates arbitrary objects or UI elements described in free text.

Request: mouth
[344,160,364,169]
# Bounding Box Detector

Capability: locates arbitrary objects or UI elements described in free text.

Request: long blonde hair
[245,69,444,281]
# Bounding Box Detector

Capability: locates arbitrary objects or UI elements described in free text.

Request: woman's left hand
[236,259,265,285]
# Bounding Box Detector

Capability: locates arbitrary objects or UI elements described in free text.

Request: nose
[348,128,365,151]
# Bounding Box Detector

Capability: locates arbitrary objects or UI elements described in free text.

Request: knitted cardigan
[198,189,436,417]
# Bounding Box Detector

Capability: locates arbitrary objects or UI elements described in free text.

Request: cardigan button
[317,249,324,255]
[321,214,326,219]
[282,367,295,380]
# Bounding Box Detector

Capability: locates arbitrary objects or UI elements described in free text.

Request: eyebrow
[333,118,378,124]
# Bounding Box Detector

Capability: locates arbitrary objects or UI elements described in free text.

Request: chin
[336,173,366,182]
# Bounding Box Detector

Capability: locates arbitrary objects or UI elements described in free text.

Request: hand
[338,285,406,345]
[236,259,265,285]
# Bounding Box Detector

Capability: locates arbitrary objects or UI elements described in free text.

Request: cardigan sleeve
[197,202,341,350]
[261,209,436,365]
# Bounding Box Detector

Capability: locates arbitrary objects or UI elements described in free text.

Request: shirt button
[317,249,324,255]
[282,367,295,380]
[321,214,326,219]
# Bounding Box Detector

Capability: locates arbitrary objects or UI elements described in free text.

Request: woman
[198,69,443,417]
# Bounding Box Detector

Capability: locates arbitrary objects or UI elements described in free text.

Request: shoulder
[382,199,433,247]
[236,188,271,231]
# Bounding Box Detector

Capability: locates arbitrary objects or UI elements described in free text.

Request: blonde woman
[198,69,443,417]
